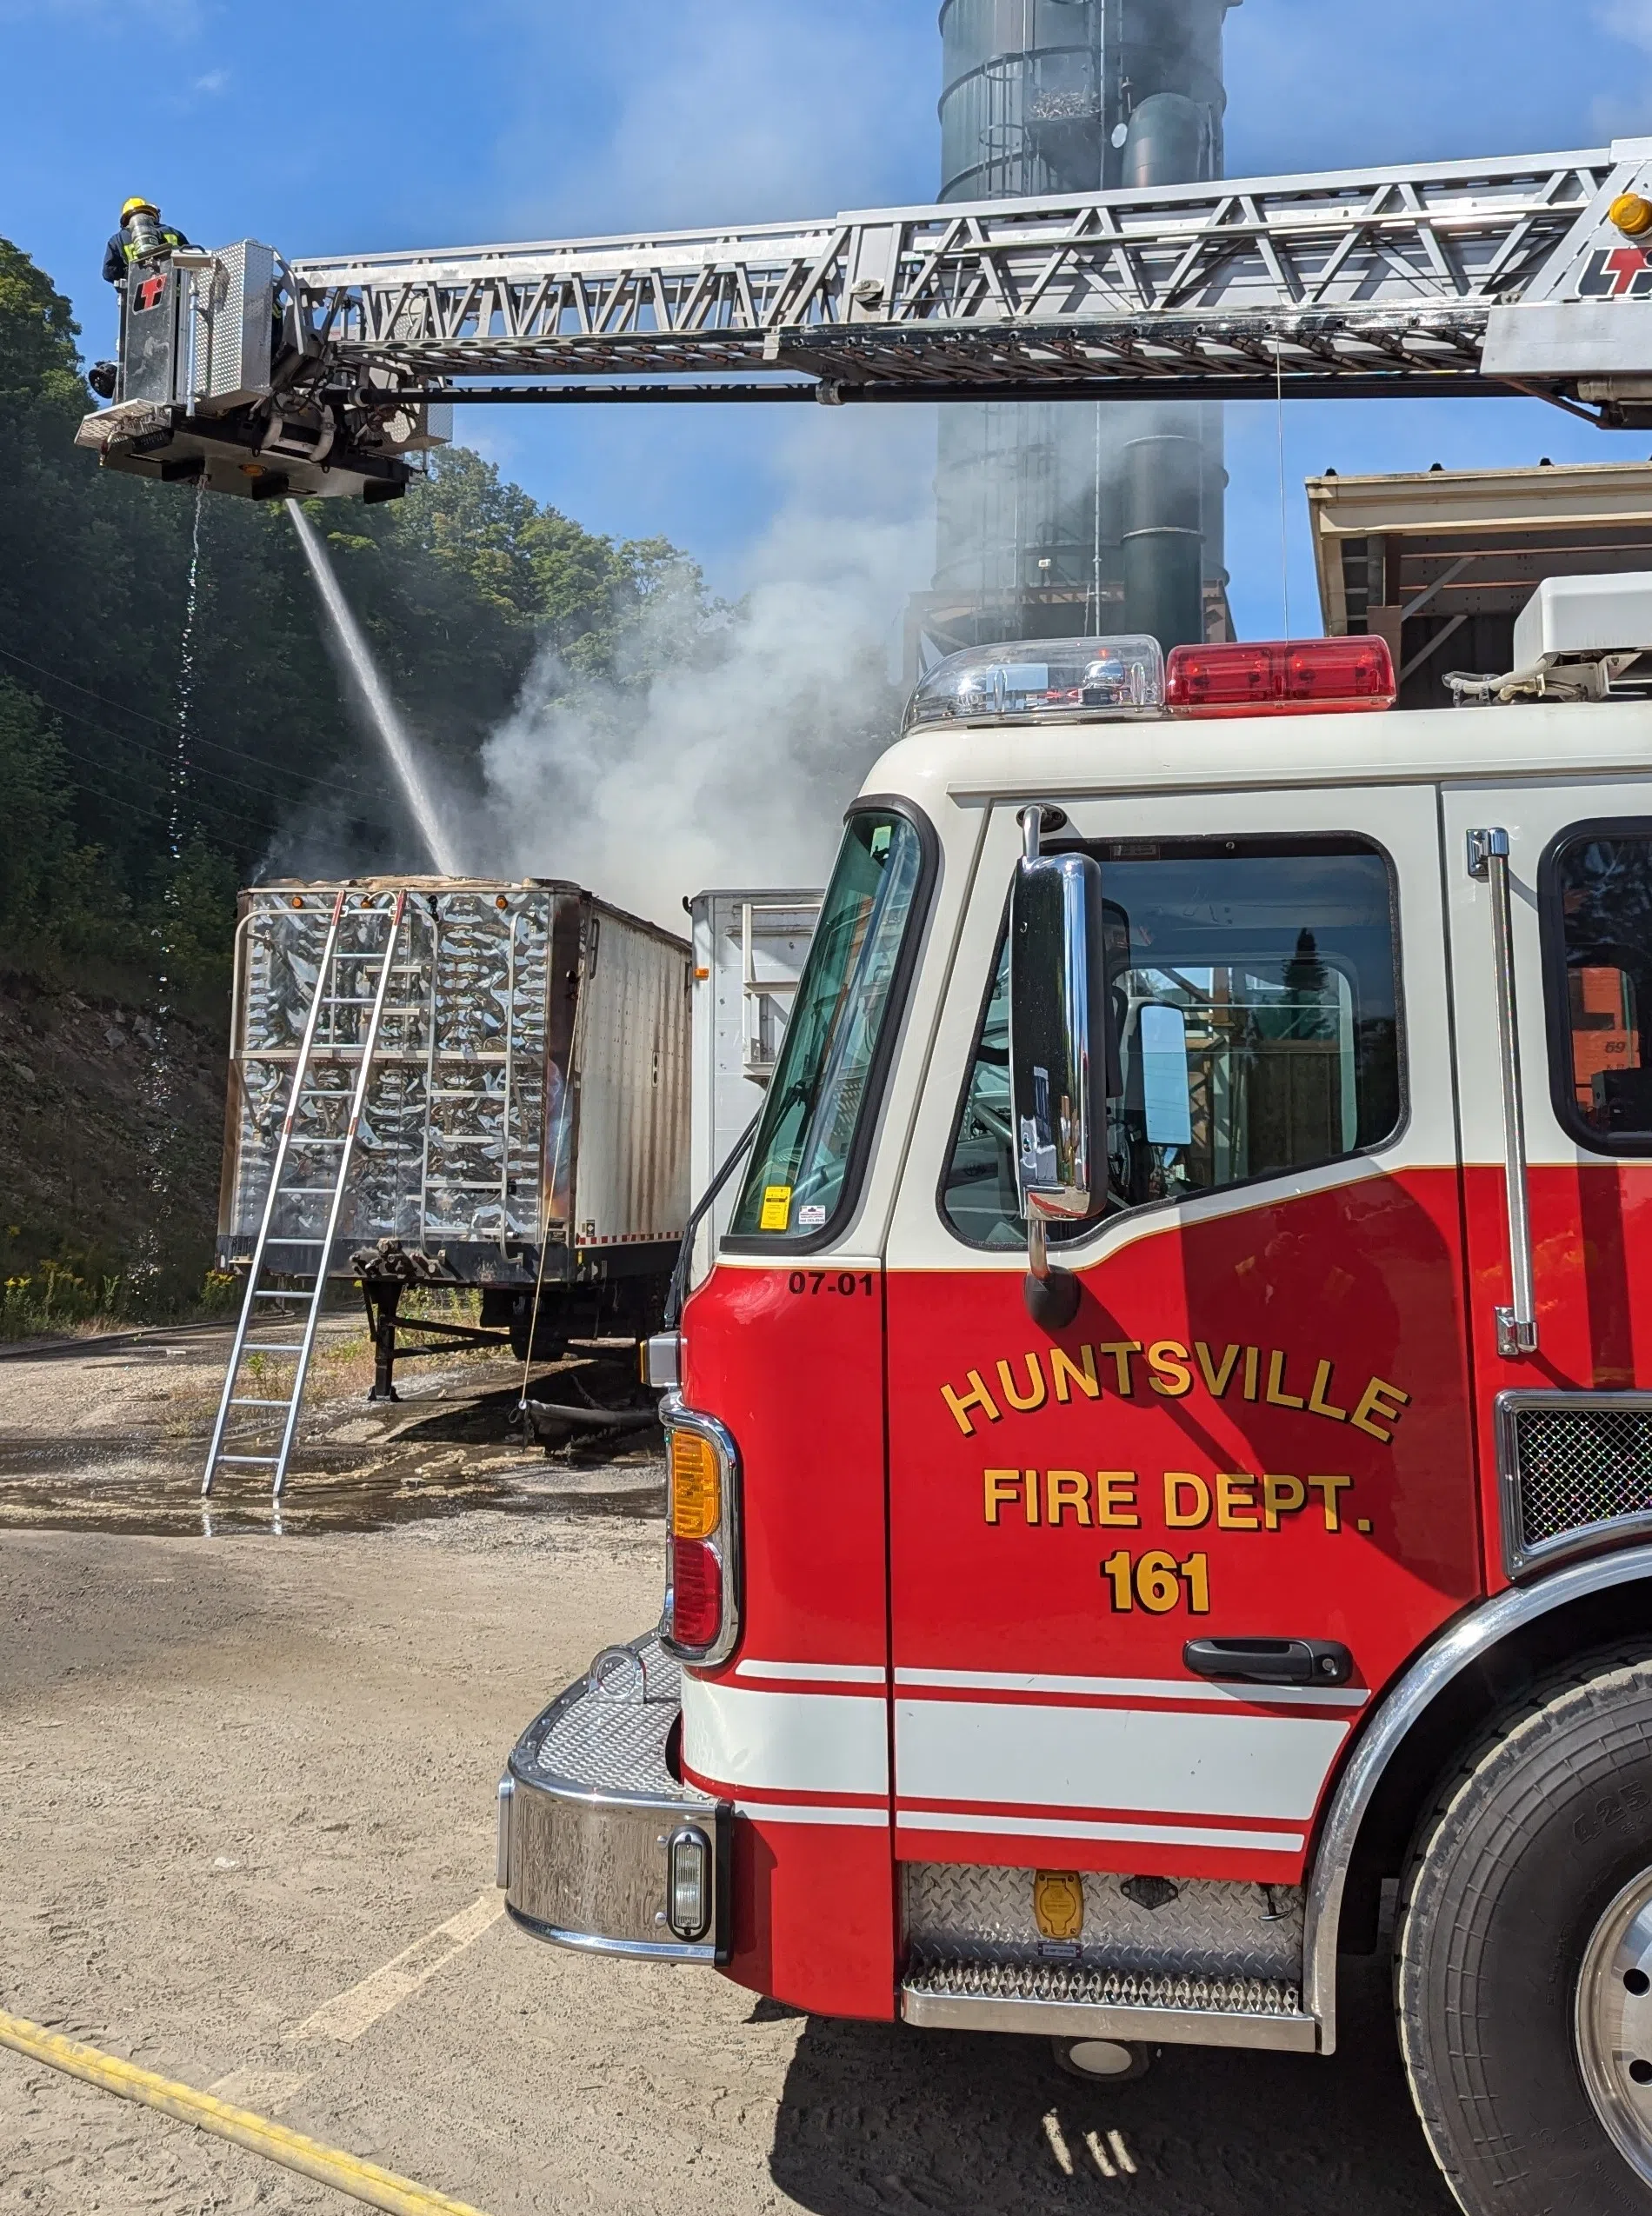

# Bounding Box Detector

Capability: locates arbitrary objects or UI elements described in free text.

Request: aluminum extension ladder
[203,888,410,1499]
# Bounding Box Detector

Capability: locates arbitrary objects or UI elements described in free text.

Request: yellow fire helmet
[121,196,158,221]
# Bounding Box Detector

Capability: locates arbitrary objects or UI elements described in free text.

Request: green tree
[0,234,717,981]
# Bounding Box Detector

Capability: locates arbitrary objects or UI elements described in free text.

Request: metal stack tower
[923,0,1240,661]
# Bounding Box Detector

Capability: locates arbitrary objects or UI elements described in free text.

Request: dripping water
[285,500,461,875]
[139,482,206,1304]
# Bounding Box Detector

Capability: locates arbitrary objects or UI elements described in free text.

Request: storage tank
[930,0,1240,658]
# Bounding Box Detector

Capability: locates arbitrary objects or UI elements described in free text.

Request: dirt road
[0,1334,1455,2216]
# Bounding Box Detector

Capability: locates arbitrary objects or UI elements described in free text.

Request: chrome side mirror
[1009,807,1107,1329]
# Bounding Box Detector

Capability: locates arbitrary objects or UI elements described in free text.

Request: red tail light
[1167,636,1396,717]
[669,1537,723,1651]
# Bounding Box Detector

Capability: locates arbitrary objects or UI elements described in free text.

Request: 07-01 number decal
[787,1271,876,1297]
[1101,1548,1210,1614]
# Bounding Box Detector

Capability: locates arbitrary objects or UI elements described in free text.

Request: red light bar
[1167,637,1396,717]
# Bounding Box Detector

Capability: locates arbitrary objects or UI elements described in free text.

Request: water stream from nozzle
[285,500,461,875]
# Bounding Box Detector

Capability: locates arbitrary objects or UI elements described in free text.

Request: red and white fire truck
[498,589,1652,2215]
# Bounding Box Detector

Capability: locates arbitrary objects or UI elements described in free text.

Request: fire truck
[83,128,1652,2216]
[497,598,1652,2216]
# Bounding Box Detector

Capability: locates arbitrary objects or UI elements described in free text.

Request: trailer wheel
[1396,1647,1652,2213]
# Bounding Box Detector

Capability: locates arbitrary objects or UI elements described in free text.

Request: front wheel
[1396,1648,1652,2213]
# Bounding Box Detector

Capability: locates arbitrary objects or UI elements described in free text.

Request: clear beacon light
[904,636,1166,731]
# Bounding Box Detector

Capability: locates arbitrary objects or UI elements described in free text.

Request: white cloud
[191,67,228,94]
[1594,0,1652,133]
[1599,0,1652,53]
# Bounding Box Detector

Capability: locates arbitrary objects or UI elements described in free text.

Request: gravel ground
[0,1331,1456,2215]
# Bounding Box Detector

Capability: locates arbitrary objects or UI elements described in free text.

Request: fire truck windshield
[729,808,928,1242]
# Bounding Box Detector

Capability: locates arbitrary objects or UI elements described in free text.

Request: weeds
[0,1239,247,1342]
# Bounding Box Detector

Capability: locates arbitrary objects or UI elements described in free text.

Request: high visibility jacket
[103,223,193,285]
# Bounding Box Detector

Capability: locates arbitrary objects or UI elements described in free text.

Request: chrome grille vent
[1498,1393,1652,1576]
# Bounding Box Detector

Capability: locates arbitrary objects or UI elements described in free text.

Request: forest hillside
[0,236,716,1321]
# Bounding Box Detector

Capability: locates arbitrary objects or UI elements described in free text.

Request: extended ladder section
[204,888,411,1499]
[284,138,1652,411]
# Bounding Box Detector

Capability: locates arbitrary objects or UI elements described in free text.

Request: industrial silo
[926,0,1241,660]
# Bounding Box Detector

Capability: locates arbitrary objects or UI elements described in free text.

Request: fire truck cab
[499,582,1652,2215]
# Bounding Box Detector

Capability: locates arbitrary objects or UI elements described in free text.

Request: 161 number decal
[1101,1548,1210,1614]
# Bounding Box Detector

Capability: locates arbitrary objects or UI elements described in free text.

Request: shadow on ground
[768,1960,1454,2216]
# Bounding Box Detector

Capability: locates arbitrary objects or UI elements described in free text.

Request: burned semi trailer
[216,878,689,1399]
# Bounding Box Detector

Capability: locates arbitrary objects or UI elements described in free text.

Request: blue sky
[7,0,1652,633]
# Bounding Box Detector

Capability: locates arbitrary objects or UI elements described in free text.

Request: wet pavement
[0,1315,665,1539]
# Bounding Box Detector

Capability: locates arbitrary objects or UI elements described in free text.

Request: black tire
[1396,1647,1652,2214]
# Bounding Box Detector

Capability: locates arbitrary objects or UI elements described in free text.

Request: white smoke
[476,411,934,926]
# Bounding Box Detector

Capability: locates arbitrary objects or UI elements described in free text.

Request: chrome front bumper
[499,1631,730,1964]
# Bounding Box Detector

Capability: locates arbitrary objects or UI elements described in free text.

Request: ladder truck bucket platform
[77,240,445,500]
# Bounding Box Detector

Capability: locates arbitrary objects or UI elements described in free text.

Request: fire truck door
[1442,774,1652,1581]
[883,782,1482,1891]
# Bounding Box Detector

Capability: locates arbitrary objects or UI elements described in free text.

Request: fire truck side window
[942,836,1402,1248]
[1547,827,1652,1148]
[729,808,928,1241]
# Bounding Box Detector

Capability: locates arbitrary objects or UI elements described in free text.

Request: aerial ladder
[77,136,1652,504]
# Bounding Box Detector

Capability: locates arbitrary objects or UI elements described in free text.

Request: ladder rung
[230,1398,292,1407]
[214,1454,283,1466]
[251,1289,305,1299]
[263,1237,322,1246]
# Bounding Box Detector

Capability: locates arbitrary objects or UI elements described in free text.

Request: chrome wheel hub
[1576,1868,1652,2183]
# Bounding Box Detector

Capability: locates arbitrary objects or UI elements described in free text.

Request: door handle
[1183,1636,1354,1687]
[1466,828,1539,1358]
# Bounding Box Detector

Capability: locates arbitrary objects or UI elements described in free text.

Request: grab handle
[1183,1637,1353,1687]
[1467,829,1538,1358]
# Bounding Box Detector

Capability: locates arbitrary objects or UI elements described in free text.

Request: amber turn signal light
[669,1430,721,1540]
[1611,192,1652,237]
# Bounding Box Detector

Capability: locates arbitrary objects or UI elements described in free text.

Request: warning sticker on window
[759,1185,793,1231]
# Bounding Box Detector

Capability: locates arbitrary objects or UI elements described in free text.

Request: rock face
[0,971,224,1298]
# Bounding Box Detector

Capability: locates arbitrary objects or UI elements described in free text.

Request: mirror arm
[1027,1210,1050,1281]
[1023,1202,1081,1329]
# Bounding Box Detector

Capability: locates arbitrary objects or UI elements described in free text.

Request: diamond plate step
[901,1955,1317,2053]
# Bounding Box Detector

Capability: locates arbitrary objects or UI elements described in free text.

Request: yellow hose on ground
[0,2010,490,2216]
